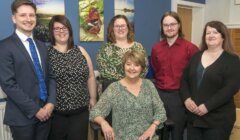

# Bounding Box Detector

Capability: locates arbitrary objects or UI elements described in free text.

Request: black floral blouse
[49,47,89,114]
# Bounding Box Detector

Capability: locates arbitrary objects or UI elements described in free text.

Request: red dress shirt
[151,37,198,90]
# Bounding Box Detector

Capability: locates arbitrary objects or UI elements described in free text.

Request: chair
[156,119,174,140]
[90,122,101,140]
[90,118,174,140]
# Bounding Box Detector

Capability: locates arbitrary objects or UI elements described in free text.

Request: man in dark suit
[0,1,56,140]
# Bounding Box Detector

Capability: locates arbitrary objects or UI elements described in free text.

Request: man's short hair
[11,0,36,14]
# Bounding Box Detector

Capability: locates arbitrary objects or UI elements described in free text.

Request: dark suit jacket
[180,51,240,128]
[0,33,56,126]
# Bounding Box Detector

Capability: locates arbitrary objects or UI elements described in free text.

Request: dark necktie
[27,38,47,102]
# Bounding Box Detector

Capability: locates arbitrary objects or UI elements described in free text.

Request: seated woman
[90,50,166,140]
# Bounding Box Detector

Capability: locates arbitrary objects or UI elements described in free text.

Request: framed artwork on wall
[114,0,135,30]
[235,0,240,5]
[79,0,104,42]
[32,0,65,42]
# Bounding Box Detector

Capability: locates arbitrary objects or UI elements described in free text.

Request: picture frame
[79,0,104,42]
[235,0,240,5]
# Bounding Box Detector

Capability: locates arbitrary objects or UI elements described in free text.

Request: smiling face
[162,16,180,39]
[12,5,36,36]
[205,26,224,49]
[124,59,142,80]
[53,22,69,45]
[113,18,128,41]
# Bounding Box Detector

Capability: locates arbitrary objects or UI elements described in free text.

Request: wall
[229,0,240,26]
[0,0,171,68]
[191,7,204,46]
[204,0,230,23]
[204,0,240,28]
[0,0,13,40]
[135,0,171,51]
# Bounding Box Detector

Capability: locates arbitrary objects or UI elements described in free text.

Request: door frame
[171,0,205,46]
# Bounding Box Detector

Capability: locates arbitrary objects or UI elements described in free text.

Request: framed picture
[235,0,240,5]
[32,0,65,42]
[114,0,135,30]
[79,0,104,42]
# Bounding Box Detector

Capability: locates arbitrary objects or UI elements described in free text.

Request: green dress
[90,79,167,140]
[96,42,147,81]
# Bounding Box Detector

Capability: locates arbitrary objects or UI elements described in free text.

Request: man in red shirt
[151,11,198,140]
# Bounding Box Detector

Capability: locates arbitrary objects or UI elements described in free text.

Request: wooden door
[177,5,192,41]
[228,28,240,55]
[228,28,240,108]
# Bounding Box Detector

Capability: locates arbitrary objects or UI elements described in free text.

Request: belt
[158,88,179,93]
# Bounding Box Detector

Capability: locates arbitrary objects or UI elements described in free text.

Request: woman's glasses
[53,26,68,32]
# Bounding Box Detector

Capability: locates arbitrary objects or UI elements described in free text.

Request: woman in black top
[48,15,96,140]
[180,21,240,140]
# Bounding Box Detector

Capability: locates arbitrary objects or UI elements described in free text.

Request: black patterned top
[49,47,89,114]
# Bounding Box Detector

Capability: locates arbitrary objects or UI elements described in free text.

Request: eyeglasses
[163,23,178,28]
[114,24,127,29]
[53,26,68,32]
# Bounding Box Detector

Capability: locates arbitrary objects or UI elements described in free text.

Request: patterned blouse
[96,42,147,81]
[90,79,167,140]
[49,47,89,114]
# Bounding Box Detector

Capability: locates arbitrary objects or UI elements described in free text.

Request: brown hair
[107,15,134,43]
[11,0,36,14]
[160,11,184,38]
[49,15,74,50]
[200,21,235,54]
[122,50,147,74]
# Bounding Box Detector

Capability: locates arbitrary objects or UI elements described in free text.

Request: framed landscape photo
[32,0,65,42]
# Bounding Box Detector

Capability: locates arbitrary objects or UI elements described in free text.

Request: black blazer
[180,51,240,127]
[0,33,56,126]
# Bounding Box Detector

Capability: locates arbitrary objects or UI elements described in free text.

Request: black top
[196,62,205,88]
[180,51,240,127]
[49,47,89,114]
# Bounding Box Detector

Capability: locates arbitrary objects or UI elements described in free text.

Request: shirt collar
[15,29,33,42]
[162,37,183,47]
[174,37,184,46]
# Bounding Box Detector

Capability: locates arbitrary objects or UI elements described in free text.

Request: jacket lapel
[11,33,38,77]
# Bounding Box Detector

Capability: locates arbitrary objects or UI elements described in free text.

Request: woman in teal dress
[90,50,166,140]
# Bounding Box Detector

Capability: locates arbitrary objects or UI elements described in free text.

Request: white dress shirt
[15,29,42,65]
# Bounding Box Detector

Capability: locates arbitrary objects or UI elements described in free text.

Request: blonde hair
[122,50,147,73]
